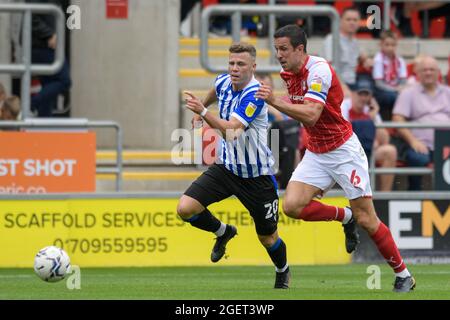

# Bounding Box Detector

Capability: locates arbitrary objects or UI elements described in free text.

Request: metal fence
[0,3,124,192]
[0,3,66,119]
[369,122,450,191]
[0,190,449,201]
[200,4,341,73]
[197,0,450,68]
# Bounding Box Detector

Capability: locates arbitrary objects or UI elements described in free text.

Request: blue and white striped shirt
[214,74,275,178]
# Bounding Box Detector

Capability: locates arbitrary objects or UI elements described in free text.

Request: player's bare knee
[283,199,306,218]
[176,197,195,220]
[176,202,189,219]
[354,211,377,232]
[282,200,299,218]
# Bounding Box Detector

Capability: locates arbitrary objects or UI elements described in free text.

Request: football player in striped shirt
[256,25,415,293]
[177,43,290,289]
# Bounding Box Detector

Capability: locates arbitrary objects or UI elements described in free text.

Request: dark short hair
[341,6,361,18]
[274,24,307,52]
[229,42,257,59]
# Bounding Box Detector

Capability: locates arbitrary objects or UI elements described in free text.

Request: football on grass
[34,246,71,282]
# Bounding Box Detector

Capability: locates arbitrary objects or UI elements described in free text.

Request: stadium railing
[370,121,450,191]
[0,119,124,192]
[0,3,65,119]
[199,4,341,73]
[0,3,125,191]
[1,190,449,201]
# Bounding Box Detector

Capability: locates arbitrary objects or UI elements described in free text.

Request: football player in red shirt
[256,25,415,293]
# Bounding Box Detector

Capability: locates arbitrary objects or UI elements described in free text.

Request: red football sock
[297,200,345,222]
[370,222,406,272]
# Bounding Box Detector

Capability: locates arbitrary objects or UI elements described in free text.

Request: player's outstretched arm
[184,91,245,140]
[255,84,323,126]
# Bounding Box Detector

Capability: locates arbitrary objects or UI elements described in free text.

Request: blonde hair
[1,96,21,120]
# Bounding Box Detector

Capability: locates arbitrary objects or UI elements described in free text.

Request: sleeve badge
[310,78,323,93]
[245,102,257,118]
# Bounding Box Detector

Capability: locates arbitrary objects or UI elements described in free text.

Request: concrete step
[96,168,203,192]
[180,36,450,59]
[97,150,196,166]
[179,37,450,80]
[97,177,195,192]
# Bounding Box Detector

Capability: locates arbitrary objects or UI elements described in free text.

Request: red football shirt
[281,55,353,153]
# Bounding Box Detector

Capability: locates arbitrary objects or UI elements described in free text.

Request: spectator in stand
[0,96,21,121]
[322,6,373,97]
[25,0,72,118]
[341,79,397,192]
[373,30,408,121]
[392,56,450,191]
[407,54,444,86]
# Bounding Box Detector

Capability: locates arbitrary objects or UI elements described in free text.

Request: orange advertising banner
[0,132,96,194]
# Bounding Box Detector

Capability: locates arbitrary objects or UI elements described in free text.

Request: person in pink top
[372,30,407,121]
[256,24,415,292]
[392,55,450,190]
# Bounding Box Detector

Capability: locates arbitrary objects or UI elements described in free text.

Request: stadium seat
[334,1,354,15]
[407,62,415,78]
[411,11,446,38]
[202,0,218,7]
[287,0,315,5]
[429,17,446,38]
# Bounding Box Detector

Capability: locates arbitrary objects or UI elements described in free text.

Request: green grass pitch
[0,264,449,300]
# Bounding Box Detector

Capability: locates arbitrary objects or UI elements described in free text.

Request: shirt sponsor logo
[310,78,322,93]
[290,95,304,102]
[245,102,257,118]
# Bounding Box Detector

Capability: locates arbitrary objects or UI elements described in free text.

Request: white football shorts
[290,133,373,200]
